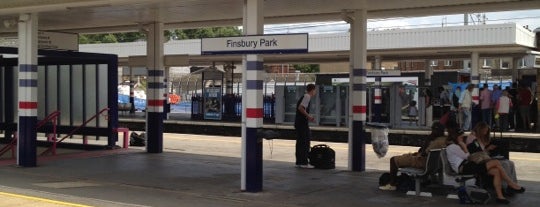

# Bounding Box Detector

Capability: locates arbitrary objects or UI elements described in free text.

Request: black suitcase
[309,144,335,169]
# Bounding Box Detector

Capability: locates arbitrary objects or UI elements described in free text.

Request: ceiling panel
[0,0,538,34]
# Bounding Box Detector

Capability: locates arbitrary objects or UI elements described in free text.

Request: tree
[79,27,242,43]
[293,64,320,73]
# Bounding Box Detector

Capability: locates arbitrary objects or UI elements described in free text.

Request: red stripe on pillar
[148,100,164,106]
[352,105,367,114]
[19,102,37,109]
[374,96,382,100]
[246,108,263,118]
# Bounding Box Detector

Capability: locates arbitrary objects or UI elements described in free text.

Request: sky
[264,9,540,34]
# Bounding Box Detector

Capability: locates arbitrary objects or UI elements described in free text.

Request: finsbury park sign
[201,33,308,55]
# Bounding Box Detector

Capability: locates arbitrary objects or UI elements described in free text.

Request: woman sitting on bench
[465,122,518,188]
[445,121,525,204]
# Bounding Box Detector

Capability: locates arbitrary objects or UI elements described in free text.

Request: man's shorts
[393,153,426,169]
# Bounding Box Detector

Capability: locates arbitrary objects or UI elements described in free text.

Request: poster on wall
[204,87,222,120]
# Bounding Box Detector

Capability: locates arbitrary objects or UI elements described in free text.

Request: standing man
[491,85,502,127]
[517,83,532,131]
[479,83,492,127]
[295,84,317,168]
[459,84,474,131]
[496,90,513,132]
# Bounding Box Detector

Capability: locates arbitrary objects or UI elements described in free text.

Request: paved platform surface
[1,133,540,206]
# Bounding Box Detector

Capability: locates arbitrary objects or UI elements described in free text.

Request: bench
[398,149,441,197]
[440,148,475,187]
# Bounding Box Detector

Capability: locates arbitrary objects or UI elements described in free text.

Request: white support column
[512,57,520,82]
[17,13,39,167]
[145,22,165,153]
[164,66,170,119]
[471,52,480,105]
[241,0,264,192]
[425,60,433,127]
[348,9,367,172]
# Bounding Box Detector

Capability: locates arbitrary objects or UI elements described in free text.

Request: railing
[41,108,109,156]
[0,133,17,158]
[0,110,60,158]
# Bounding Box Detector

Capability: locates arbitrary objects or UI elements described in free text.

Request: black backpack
[308,144,335,169]
[130,132,146,146]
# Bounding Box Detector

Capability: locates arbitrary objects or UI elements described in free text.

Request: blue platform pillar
[347,10,367,172]
[241,0,264,192]
[145,22,165,153]
[471,52,480,105]
[17,13,38,167]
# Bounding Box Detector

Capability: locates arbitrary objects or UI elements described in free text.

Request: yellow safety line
[0,191,92,207]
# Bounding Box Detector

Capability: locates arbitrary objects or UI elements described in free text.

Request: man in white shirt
[294,84,317,168]
[459,84,474,131]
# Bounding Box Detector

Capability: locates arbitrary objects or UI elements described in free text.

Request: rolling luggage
[308,144,335,169]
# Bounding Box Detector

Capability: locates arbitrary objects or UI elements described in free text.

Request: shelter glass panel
[37,65,46,119]
[85,64,97,127]
[59,65,71,125]
[98,64,108,127]
[72,65,84,126]
[47,65,58,116]
[12,66,18,121]
[0,65,3,122]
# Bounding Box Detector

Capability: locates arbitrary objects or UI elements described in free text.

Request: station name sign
[201,33,308,55]
[366,70,401,76]
[38,31,78,51]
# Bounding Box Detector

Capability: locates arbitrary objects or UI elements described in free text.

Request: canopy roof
[1,0,539,34]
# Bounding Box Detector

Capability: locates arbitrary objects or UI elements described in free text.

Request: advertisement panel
[204,87,222,120]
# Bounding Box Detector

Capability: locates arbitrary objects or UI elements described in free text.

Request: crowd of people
[438,82,535,132]
[379,120,525,204]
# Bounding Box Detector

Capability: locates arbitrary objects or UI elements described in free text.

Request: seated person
[379,121,448,190]
[445,121,524,204]
[465,122,518,186]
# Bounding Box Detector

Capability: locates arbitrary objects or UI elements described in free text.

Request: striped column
[348,9,367,172]
[471,52,480,105]
[373,56,382,122]
[425,60,433,127]
[129,68,135,113]
[145,22,165,153]
[17,13,38,167]
[241,0,263,192]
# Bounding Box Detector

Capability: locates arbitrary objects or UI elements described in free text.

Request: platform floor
[1,133,540,206]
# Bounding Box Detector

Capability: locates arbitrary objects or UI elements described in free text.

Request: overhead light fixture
[66,3,111,10]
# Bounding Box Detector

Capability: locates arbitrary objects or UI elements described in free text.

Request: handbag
[468,151,491,164]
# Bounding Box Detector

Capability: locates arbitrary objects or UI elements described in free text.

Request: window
[430,60,438,66]
[444,60,452,66]
[500,61,509,69]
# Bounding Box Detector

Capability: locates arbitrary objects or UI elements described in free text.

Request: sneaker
[378,184,396,191]
[295,164,313,169]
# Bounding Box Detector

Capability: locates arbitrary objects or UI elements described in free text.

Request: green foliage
[169,27,242,40]
[293,64,320,73]
[79,27,241,43]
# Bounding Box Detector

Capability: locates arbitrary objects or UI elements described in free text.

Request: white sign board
[201,33,308,55]
[38,31,78,51]
[366,70,401,76]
